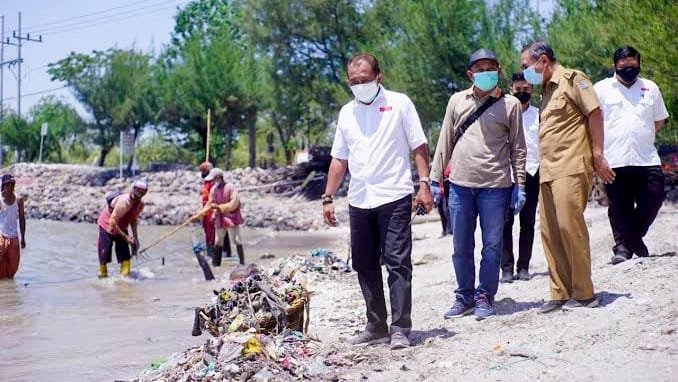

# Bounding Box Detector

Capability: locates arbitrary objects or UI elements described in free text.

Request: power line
[2,85,67,101]
[25,0,184,35]
[22,0,160,30]
[36,5,184,37]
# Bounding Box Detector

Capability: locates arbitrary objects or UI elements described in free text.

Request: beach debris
[129,261,328,381]
[270,249,351,279]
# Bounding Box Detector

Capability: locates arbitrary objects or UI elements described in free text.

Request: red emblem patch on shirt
[379,106,392,112]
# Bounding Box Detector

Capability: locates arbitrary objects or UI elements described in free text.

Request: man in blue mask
[431,48,526,320]
[520,40,615,313]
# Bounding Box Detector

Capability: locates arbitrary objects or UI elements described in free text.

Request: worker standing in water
[198,162,232,261]
[0,174,27,279]
[196,168,245,266]
[96,179,147,278]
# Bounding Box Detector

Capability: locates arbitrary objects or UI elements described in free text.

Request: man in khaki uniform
[519,41,615,313]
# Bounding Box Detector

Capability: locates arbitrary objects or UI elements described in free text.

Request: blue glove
[511,184,526,215]
[431,180,441,205]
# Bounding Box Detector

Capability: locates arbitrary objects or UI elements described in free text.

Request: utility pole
[12,12,42,116]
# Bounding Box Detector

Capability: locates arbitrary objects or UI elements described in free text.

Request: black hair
[613,46,641,65]
[511,72,526,82]
[347,53,381,75]
[522,40,557,63]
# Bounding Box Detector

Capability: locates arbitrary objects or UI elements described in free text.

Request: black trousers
[502,171,540,273]
[97,226,131,265]
[349,195,412,335]
[604,165,664,251]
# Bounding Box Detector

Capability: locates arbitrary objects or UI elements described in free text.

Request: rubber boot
[212,246,223,267]
[98,264,108,278]
[236,244,245,265]
[223,232,232,258]
[206,245,216,260]
[120,260,131,276]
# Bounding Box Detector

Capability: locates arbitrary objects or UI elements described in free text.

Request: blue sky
[0,0,188,116]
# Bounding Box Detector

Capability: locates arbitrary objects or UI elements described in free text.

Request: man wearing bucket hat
[96,179,148,277]
[0,174,27,279]
[197,168,245,266]
[431,48,526,320]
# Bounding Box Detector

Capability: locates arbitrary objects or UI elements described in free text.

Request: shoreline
[7,163,340,231]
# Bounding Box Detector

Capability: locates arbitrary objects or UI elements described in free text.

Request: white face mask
[350,80,380,104]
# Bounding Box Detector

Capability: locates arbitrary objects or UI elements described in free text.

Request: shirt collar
[613,75,641,89]
[463,85,503,100]
[548,64,565,86]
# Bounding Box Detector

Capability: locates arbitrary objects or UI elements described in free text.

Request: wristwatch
[418,177,430,185]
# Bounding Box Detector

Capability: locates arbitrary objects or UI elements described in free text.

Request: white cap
[132,179,148,190]
[204,168,224,181]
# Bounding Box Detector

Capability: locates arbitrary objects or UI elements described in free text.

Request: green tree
[546,0,676,145]
[47,49,156,166]
[26,96,87,163]
[0,113,33,162]
[240,0,366,163]
[158,0,262,169]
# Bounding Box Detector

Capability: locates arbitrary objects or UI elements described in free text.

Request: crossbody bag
[453,94,504,145]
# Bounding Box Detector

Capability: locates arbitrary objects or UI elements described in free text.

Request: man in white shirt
[594,46,669,265]
[501,73,540,283]
[322,53,433,350]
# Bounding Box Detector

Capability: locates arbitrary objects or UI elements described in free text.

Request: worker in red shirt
[199,162,231,260]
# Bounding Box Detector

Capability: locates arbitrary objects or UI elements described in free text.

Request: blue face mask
[523,62,543,85]
[473,71,498,91]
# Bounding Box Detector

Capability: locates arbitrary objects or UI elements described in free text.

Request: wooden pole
[206,108,211,163]
[138,214,199,255]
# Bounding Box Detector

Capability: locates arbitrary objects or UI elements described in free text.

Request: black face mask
[514,91,531,104]
[616,66,640,83]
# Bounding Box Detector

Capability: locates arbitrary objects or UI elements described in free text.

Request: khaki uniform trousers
[539,172,595,301]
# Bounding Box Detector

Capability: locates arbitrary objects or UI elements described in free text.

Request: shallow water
[0,219,341,382]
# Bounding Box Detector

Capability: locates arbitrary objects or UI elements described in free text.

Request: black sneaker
[349,330,390,346]
[500,272,514,283]
[390,332,410,350]
[562,297,599,310]
[443,300,475,319]
[538,300,567,314]
[630,240,649,257]
[611,244,632,265]
[517,269,531,281]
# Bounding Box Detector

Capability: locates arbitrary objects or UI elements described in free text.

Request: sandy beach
[300,202,677,381]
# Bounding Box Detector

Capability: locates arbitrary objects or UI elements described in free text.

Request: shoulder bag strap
[453,94,503,145]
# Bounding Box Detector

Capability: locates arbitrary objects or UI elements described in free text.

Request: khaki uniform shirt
[431,86,526,188]
[539,65,600,183]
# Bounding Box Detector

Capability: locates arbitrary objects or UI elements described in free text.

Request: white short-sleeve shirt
[594,76,669,168]
[522,104,540,176]
[331,85,427,209]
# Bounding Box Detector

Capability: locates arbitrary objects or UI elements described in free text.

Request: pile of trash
[129,264,323,381]
[192,264,310,337]
[270,249,351,280]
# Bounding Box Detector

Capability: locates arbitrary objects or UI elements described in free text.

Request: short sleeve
[653,84,670,121]
[330,117,349,160]
[571,72,601,117]
[401,96,427,150]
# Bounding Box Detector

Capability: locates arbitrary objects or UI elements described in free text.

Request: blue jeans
[449,184,511,304]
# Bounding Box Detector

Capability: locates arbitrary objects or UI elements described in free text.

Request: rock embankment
[7,163,341,231]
